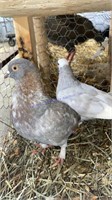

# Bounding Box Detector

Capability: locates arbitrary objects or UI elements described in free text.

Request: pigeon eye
[12,65,18,71]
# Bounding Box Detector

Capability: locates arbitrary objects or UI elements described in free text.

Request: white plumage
[79,11,111,32]
[79,11,111,59]
[57,58,112,121]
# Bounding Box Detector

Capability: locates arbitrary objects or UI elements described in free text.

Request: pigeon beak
[4,71,10,79]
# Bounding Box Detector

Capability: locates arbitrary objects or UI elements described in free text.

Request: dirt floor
[0,40,112,200]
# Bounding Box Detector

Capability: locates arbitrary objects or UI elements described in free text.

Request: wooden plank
[13,17,37,62]
[0,0,110,17]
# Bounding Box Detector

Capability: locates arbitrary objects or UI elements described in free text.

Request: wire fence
[0,13,112,199]
[0,17,17,148]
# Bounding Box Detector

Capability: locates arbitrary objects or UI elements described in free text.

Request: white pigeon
[56,58,112,121]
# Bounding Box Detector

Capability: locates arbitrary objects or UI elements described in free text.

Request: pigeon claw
[50,157,64,168]
[55,157,64,165]
[40,143,52,155]
[32,143,47,155]
[32,149,38,155]
[57,157,64,165]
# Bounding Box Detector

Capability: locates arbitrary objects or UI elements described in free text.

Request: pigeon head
[4,58,37,80]
[57,58,69,68]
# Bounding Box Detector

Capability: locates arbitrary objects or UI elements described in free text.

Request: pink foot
[55,157,64,165]
[31,149,38,155]
[50,157,64,168]
[32,143,52,155]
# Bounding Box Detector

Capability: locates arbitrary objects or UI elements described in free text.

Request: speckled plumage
[5,58,80,161]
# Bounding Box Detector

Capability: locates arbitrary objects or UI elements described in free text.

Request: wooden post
[109,13,112,91]
[33,17,50,70]
[14,16,52,95]
[33,17,51,95]
[109,12,112,138]
[13,17,37,63]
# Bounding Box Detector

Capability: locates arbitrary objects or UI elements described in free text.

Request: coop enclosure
[0,0,112,199]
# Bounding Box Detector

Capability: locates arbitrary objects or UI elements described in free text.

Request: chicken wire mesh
[0,17,17,148]
[1,12,112,200]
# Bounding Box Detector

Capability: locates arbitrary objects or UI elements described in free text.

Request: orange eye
[12,65,18,71]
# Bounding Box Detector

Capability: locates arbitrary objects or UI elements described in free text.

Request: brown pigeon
[4,58,80,163]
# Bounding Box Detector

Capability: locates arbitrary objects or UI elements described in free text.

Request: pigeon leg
[32,143,41,155]
[59,142,67,162]
[67,51,75,63]
[51,143,67,167]
[66,52,71,60]
[39,143,53,155]
[39,143,51,155]
[92,37,108,59]
[32,143,51,155]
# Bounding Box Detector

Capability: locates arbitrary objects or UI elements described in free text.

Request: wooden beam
[0,0,110,17]
[13,17,37,63]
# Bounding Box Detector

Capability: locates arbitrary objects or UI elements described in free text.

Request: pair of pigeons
[4,58,112,163]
